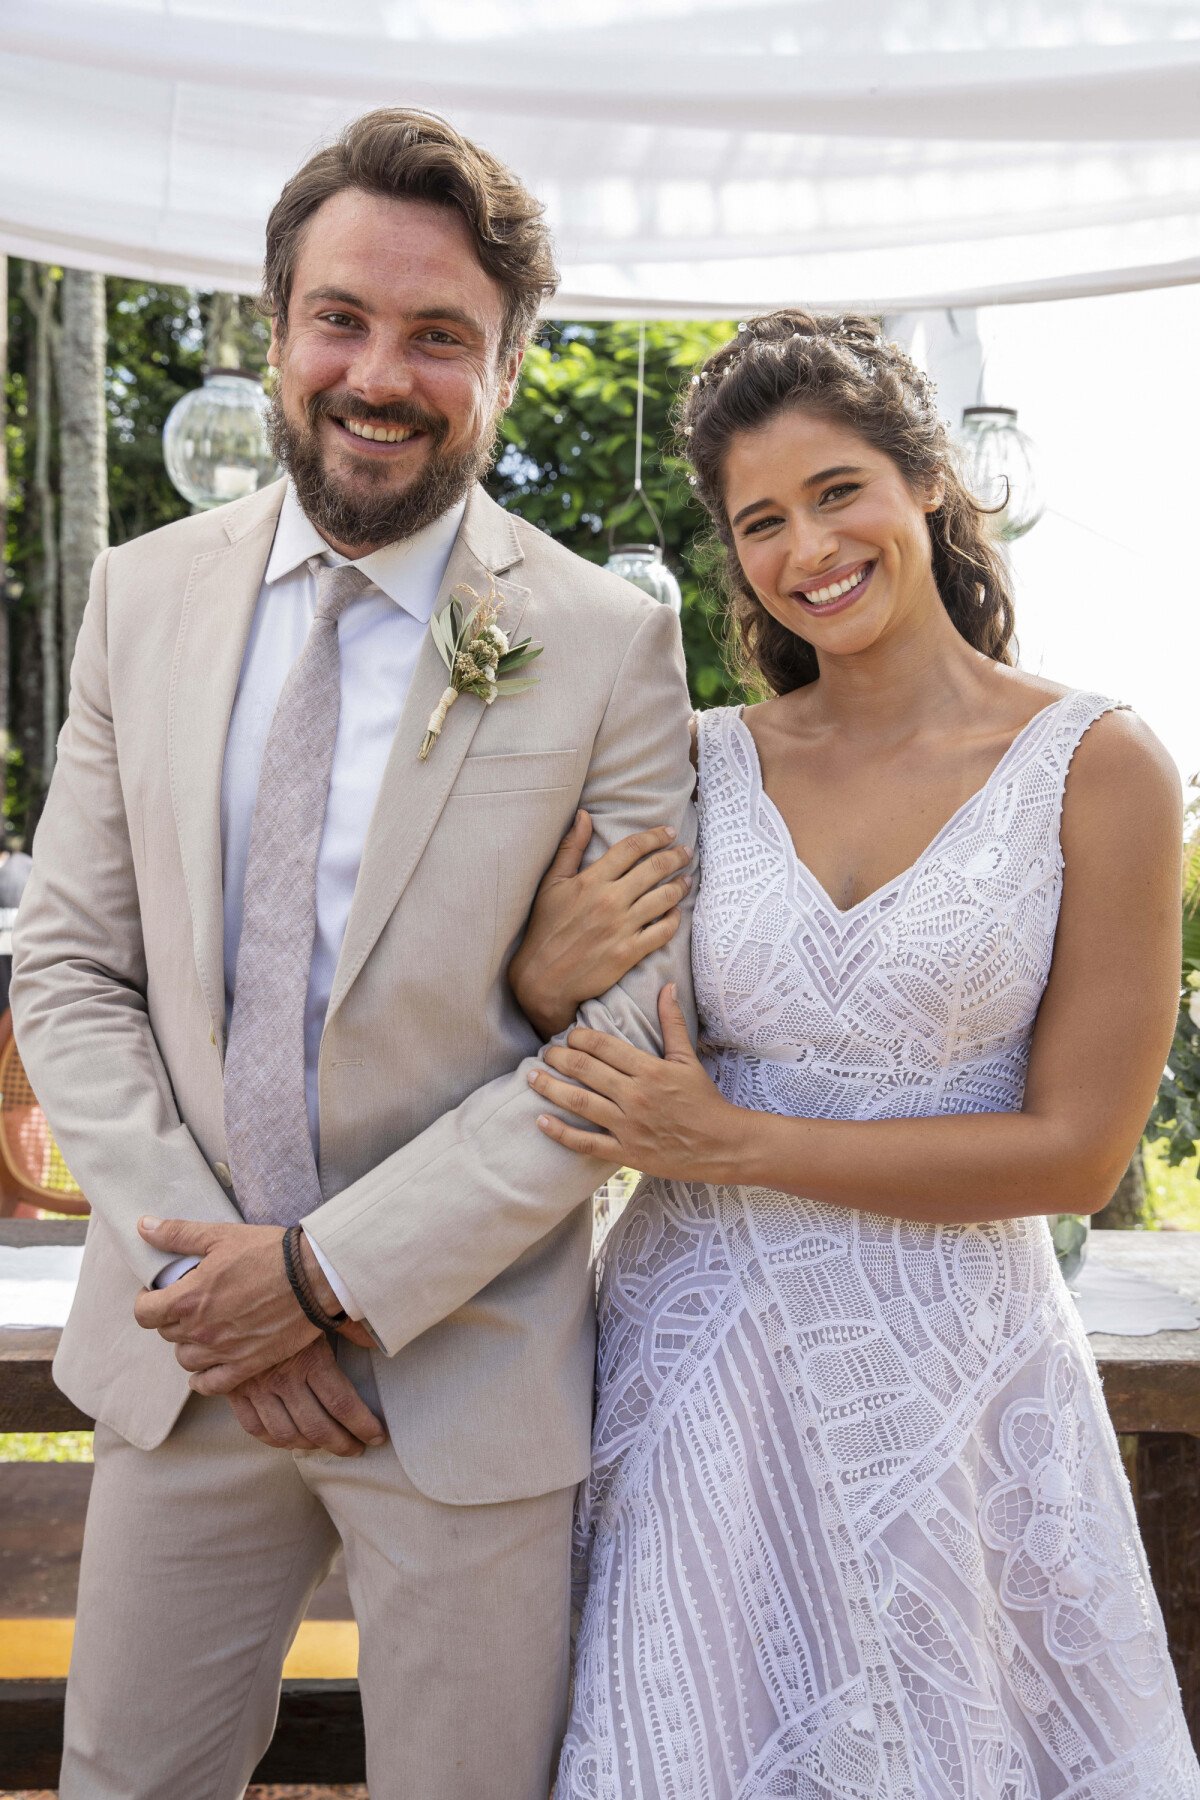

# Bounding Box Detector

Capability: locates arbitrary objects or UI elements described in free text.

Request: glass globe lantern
[602,322,684,613]
[163,369,280,510]
[606,541,683,613]
[958,405,1044,541]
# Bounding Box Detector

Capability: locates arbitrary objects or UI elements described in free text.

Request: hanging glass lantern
[605,542,683,612]
[602,323,684,614]
[957,405,1044,541]
[163,369,279,510]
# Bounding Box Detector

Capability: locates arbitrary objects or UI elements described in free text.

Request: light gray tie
[223,560,374,1226]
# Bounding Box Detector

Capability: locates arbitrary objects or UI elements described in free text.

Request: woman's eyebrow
[730,497,775,528]
[805,464,864,487]
[730,467,864,529]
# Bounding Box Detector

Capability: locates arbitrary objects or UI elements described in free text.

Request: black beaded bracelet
[282,1224,347,1332]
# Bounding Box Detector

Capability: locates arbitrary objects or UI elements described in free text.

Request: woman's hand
[529,984,747,1181]
[509,812,693,1038]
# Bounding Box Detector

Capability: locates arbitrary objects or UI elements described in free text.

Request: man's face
[267,188,522,555]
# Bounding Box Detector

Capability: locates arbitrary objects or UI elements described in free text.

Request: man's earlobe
[499,345,524,408]
[266,319,282,370]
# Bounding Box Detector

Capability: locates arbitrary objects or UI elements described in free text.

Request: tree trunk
[0,254,10,749]
[22,265,59,790]
[56,268,107,670]
[1093,1146,1148,1231]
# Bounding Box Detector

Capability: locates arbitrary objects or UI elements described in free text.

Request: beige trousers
[61,1344,574,1800]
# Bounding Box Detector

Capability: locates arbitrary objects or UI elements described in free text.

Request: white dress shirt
[156,482,465,1319]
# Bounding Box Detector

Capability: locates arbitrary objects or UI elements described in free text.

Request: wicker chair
[0,1007,89,1217]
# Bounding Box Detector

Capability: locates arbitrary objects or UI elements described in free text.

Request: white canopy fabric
[2,0,1200,315]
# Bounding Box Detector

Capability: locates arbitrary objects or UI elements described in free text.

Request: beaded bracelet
[282,1223,347,1332]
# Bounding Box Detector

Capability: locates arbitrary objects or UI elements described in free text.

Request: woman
[509,314,1199,1798]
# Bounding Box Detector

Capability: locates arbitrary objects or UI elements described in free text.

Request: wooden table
[3,1219,1200,1779]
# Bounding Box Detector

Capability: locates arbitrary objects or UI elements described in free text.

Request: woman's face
[722,407,943,661]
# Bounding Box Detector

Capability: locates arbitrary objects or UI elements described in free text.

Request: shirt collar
[264,481,468,625]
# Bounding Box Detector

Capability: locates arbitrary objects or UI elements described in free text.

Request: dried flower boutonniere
[418,583,543,761]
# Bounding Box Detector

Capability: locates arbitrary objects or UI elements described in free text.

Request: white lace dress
[556,692,1199,1800]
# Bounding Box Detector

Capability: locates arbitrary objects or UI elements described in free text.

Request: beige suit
[11,478,695,1797]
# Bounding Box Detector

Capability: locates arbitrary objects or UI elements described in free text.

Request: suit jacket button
[214,1162,233,1188]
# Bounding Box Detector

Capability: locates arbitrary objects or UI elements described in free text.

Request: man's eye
[320,312,358,329]
[422,330,460,346]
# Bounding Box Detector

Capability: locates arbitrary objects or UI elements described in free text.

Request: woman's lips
[791,560,876,619]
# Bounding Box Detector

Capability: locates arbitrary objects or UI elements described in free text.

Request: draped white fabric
[2,0,1199,313]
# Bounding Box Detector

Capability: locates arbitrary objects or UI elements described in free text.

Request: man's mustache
[306,391,448,443]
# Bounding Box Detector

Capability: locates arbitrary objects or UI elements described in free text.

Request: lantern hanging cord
[606,321,666,553]
[634,320,646,493]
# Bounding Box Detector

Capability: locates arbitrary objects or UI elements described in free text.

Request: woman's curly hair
[677,311,1015,696]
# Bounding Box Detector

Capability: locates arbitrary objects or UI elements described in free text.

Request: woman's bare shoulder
[1062,705,1182,859]
[1068,704,1179,785]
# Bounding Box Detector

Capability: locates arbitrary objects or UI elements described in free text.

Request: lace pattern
[557,693,1199,1799]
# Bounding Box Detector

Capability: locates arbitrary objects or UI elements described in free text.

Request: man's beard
[268,387,498,550]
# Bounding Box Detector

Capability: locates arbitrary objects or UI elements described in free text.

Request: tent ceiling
[2,0,1199,314]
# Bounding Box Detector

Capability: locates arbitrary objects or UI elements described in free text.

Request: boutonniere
[418,582,544,762]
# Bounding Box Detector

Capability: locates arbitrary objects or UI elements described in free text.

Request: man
[11,108,695,1799]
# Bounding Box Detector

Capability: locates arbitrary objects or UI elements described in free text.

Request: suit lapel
[326,487,528,1024]
[167,483,284,1036]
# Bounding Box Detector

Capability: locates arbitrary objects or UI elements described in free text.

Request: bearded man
[11,108,695,1800]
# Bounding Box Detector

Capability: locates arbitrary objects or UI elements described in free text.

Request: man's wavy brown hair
[677,311,1015,696]
[261,108,558,358]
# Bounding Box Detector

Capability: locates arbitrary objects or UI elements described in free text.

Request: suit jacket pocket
[450,748,579,798]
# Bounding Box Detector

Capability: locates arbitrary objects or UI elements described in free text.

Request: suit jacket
[11,478,696,1504]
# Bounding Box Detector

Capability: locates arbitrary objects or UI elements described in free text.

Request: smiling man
[11,109,695,1800]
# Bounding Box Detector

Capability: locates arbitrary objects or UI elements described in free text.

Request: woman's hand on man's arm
[508,811,693,1038]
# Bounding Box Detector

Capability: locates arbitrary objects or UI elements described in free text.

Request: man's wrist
[297,1230,344,1319]
[279,1225,344,1332]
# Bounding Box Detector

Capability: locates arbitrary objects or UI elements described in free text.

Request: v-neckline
[729,694,1070,920]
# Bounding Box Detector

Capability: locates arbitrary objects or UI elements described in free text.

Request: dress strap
[1039,690,1128,838]
[980,690,1126,865]
[694,707,757,862]
[693,706,744,810]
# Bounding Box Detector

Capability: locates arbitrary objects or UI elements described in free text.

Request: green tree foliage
[4,273,269,832]
[487,321,744,709]
[105,280,205,542]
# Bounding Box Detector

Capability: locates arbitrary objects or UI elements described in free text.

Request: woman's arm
[529,711,1183,1224]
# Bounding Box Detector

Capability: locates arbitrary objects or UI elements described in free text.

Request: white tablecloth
[1070,1255,1200,1337]
[0,1244,84,1327]
[1,1241,1198,1336]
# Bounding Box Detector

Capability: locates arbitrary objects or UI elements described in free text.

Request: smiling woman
[505,312,1200,1796]
[683,311,1014,697]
